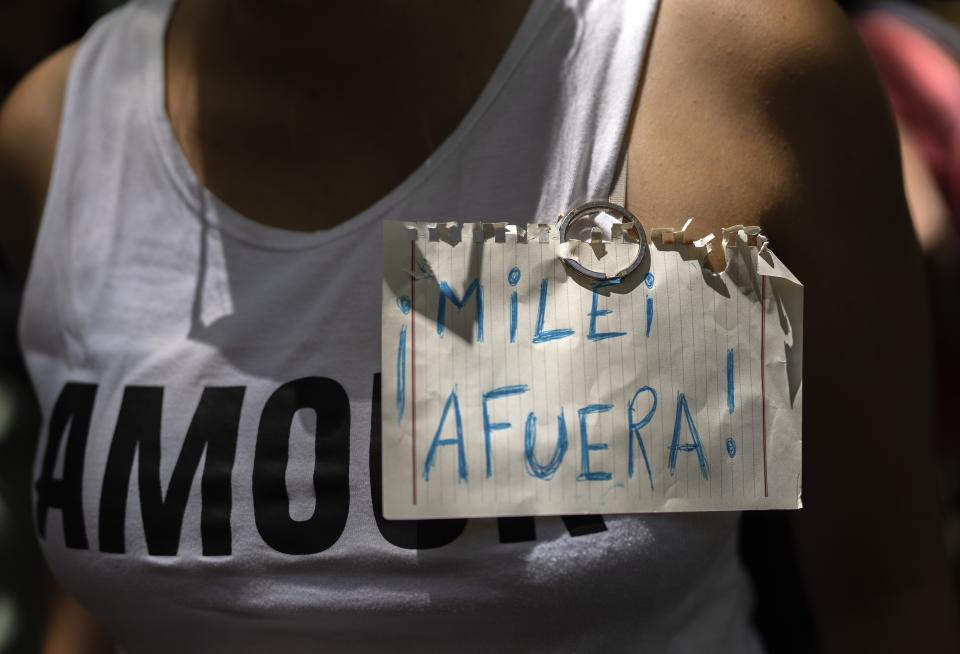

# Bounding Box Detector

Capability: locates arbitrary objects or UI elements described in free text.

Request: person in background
[847,0,960,596]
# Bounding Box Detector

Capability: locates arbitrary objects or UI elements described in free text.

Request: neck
[189,0,533,83]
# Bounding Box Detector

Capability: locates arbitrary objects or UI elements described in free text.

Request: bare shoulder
[627,0,908,256]
[0,42,79,281]
[632,3,960,645]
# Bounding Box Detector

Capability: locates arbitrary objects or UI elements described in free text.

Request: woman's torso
[21,1,762,651]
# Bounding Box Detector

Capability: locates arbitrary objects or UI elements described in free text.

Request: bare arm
[626,0,957,650]
[0,42,76,281]
[0,42,114,654]
[41,568,115,654]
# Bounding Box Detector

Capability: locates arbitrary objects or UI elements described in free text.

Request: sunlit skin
[0,1,957,652]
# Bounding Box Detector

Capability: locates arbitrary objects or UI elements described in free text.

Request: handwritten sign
[381,221,802,519]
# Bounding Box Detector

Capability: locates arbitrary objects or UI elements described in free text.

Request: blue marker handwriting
[420,383,713,489]
[587,281,627,341]
[508,267,520,343]
[423,386,468,482]
[533,277,575,343]
[430,267,664,345]
[726,437,737,459]
[668,392,710,480]
[437,279,484,341]
[726,348,735,415]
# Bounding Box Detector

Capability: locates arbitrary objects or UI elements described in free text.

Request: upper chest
[163,1,535,232]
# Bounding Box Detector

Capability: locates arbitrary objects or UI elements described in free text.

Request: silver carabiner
[557,201,647,283]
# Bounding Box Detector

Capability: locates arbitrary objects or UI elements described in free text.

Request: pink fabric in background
[854,11,960,230]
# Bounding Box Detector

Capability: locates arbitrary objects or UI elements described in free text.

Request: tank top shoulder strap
[533,0,660,219]
[22,0,172,369]
[43,0,169,225]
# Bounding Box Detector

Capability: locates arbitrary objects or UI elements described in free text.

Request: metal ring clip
[557,201,647,283]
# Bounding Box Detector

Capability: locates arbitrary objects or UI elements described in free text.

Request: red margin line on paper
[410,240,417,506]
[760,275,768,498]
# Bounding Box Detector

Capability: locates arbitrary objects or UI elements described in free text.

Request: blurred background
[0,1,958,652]
[0,5,125,653]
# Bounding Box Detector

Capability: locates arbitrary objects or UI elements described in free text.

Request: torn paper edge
[399,221,794,283]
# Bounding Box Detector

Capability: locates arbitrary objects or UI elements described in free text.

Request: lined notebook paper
[381,221,802,519]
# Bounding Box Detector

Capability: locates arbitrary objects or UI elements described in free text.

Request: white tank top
[21,1,765,651]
